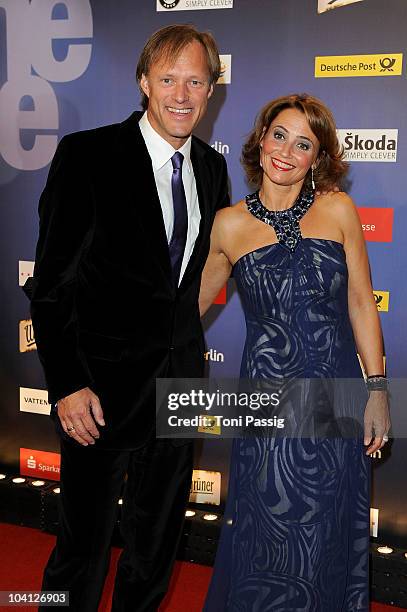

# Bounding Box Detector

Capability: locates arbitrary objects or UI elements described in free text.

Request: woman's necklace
[245,188,315,252]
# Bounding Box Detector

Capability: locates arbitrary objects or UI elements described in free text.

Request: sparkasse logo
[357,208,393,242]
[337,130,398,162]
[20,448,61,481]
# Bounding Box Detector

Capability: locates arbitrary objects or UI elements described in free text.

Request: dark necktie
[169,151,188,286]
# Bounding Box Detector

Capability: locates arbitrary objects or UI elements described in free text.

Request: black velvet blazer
[31,111,229,449]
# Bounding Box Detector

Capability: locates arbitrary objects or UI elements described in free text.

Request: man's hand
[57,387,105,446]
[364,390,391,456]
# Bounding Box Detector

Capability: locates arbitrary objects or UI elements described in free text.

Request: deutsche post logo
[373,291,390,312]
[380,57,396,72]
[315,54,403,77]
[159,0,180,8]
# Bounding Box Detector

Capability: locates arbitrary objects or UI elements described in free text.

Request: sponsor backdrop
[0,0,406,545]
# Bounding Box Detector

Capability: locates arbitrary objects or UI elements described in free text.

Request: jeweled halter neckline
[245,188,315,252]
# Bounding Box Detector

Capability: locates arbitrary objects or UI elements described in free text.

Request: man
[31,24,229,611]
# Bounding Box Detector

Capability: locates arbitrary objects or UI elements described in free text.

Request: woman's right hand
[363,390,391,455]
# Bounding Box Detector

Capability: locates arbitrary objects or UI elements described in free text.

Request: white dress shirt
[139,112,201,285]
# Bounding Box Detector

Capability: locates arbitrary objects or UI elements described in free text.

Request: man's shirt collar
[139,111,192,173]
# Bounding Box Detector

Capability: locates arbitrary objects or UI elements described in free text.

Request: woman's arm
[339,193,384,376]
[338,193,390,454]
[199,209,232,317]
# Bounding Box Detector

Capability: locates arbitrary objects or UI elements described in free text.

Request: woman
[200,94,390,611]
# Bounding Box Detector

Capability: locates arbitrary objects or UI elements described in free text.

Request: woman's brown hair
[136,24,221,110]
[241,93,348,191]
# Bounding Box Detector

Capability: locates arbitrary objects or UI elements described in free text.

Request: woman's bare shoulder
[316,192,362,240]
[316,191,358,218]
[316,190,354,208]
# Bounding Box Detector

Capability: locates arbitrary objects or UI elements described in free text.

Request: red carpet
[0,523,402,611]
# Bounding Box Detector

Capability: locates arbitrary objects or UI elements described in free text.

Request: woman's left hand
[364,390,391,455]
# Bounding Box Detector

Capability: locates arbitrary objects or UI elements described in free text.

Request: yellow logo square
[315,54,403,77]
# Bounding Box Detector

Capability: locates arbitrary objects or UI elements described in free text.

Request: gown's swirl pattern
[204,194,370,611]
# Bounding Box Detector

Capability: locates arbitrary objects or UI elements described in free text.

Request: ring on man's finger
[67,426,75,433]
[382,434,389,442]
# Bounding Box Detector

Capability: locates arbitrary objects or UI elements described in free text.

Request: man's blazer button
[169,346,175,350]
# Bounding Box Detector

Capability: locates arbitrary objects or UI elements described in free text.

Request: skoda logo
[380,57,396,72]
[159,0,180,8]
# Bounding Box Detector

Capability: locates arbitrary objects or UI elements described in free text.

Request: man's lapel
[117,112,173,286]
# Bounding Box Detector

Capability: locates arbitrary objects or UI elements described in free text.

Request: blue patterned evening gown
[204,191,370,611]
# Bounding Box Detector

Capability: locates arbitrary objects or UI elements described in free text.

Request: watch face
[159,0,181,8]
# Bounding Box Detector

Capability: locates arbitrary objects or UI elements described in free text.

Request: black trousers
[40,436,193,612]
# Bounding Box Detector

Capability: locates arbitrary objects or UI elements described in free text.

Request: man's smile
[167,107,193,115]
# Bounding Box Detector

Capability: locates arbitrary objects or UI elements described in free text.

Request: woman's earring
[311,167,315,190]
[259,145,263,168]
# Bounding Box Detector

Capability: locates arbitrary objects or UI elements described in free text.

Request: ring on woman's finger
[67,426,75,433]
[382,434,389,442]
